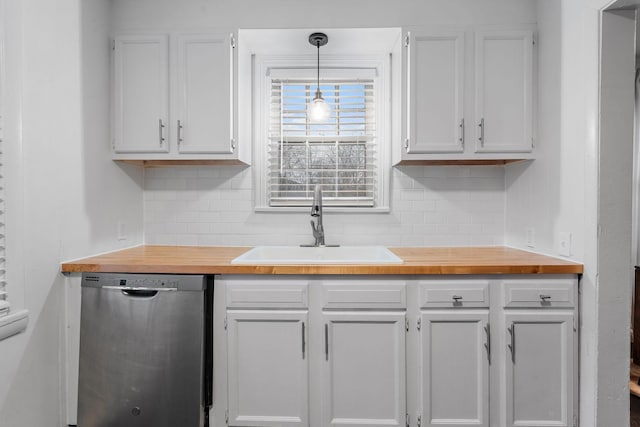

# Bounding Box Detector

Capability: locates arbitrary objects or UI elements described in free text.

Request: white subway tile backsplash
[143,166,506,247]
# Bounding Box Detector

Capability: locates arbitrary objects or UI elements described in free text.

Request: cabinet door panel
[322,311,405,427]
[503,311,574,427]
[113,35,169,153]
[420,311,489,427]
[227,310,308,427]
[176,33,234,154]
[475,31,533,153]
[408,31,464,153]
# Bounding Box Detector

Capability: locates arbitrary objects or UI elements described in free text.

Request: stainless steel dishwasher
[78,273,213,427]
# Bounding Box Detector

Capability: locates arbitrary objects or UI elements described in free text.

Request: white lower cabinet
[226,310,309,427]
[215,275,578,427]
[497,278,577,427]
[501,312,575,427]
[419,310,489,427]
[322,311,406,427]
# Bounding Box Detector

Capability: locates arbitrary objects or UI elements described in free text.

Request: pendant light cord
[316,42,320,95]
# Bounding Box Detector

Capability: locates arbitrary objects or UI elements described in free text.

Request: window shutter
[0,109,6,317]
[268,78,376,207]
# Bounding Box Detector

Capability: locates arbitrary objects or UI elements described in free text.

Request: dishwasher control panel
[82,273,206,291]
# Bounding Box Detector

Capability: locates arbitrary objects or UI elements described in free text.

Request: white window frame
[0,0,7,310]
[253,54,391,213]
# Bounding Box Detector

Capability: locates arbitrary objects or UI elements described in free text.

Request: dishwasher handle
[120,289,159,298]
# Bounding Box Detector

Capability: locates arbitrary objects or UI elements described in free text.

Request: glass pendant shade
[308,90,331,123]
[307,33,331,124]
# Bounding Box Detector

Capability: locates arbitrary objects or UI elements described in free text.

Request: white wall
[507,1,633,426]
[110,0,538,247]
[6,1,631,426]
[0,0,144,425]
[505,2,584,260]
[131,1,631,426]
[111,0,537,32]
[144,166,505,247]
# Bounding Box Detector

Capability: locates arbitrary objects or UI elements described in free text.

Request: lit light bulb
[307,90,331,123]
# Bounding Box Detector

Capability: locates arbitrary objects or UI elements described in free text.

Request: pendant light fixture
[307,32,331,123]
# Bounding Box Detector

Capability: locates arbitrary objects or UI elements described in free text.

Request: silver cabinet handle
[459,118,465,146]
[177,120,183,146]
[324,323,329,361]
[452,295,463,301]
[539,294,551,302]
[508,324,515,363]
[478,118,484,147]
[484,323,491,364]
[158,119,165,146]
[301,322,306,360]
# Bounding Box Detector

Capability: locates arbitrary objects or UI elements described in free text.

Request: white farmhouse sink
[231,246,403,265]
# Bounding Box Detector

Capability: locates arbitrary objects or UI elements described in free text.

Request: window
[253,61,389,212]
[269,78,376,207]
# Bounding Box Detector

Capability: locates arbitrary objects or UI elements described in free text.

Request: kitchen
[0,0,629,426]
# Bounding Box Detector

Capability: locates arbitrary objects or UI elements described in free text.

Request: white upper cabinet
[407,31,465,154]
[397,27,535,165]
[112,32,246,164]
[475,30,534,153]
[113,35,169,154]
[174,33,235,155]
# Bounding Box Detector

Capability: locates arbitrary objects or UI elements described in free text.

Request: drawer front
[226,281,308,308]
[321,281,406,309]
[419,280,489,308]
[502,278,576,308]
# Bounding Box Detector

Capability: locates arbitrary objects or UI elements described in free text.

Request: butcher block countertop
[61,245,583,275]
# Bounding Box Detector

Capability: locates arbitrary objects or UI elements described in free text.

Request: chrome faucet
[309,184,325,247]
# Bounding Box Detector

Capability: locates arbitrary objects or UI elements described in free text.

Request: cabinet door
[322,311,405,427]
[227,310,308,427]
[420,310,489,427]
[475,30,533,153]
[175,33,235,154]
[408,31,465,154]
[502,311,574,427]
[113,35,169,153]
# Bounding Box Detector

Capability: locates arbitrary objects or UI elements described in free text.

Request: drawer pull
[539,294,552,302]
[452,295,463,301]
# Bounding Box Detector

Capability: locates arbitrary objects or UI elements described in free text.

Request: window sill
[254,206,391,214]
[0,309,29,342]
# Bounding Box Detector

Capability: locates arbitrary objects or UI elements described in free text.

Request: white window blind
[268,77,377,207]
[0,109,6,318]
[0,0,6,319]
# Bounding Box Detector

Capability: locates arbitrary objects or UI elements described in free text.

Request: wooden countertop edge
[60,245,583,275]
